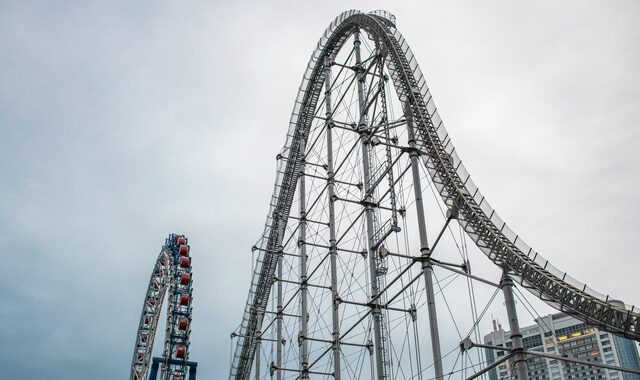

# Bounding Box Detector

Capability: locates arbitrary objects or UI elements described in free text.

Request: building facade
[483,313,640,380]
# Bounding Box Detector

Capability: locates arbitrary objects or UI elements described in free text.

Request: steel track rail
[230,9,640,380]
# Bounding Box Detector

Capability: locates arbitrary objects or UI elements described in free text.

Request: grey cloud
[1,1,638,378]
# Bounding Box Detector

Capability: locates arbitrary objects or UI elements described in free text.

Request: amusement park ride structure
[130,9,640,380]
[130,234,196,380]
[227,9,640,380]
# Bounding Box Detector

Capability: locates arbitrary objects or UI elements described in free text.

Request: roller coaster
[130,234,195,380]
[227,9,640,380]
[127,9,638,380]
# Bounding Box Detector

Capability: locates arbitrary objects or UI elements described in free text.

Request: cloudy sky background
[1,1,639,378]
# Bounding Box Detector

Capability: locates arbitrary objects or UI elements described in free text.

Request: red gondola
[179,256,190,268]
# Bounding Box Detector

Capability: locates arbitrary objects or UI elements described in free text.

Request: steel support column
[405,104,444,380]
[501,271,528,380]
[323,54,342,379]
[354,30,388,380]
[298,161,310,379]
[255,331,261,380]
[276,251,283,380]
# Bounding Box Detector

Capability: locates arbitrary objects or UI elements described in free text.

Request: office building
[483,313,640,380]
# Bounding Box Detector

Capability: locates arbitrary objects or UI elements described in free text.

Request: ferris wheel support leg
[148,358,160,380]
[405,104,444,380]
[187,363,197,380]
[354,29,388,380]
[323,54,342,380]
[500,271,529,380]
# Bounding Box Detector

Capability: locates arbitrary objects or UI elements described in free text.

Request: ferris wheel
[130,234,196,380]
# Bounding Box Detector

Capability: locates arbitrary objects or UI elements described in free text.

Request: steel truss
[229,9,640,380]
[130,234,194,380]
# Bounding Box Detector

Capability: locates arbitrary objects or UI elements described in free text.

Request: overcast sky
[1,1,639,379]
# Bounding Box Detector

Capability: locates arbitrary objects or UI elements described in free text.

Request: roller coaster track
[130,234,194,380]
[230,9,640,380]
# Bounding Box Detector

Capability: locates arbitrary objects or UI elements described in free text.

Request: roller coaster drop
[229,9,640,380]
[130,234,196,380]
